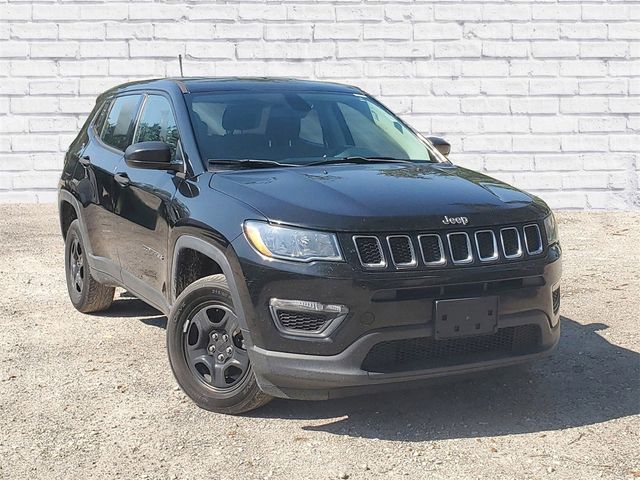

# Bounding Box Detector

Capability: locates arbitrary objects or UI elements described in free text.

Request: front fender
[169,233,260,348]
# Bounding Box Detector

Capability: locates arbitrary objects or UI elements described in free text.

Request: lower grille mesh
[552,287,560,314]
[361,325,541,373]
[276,310,329,332]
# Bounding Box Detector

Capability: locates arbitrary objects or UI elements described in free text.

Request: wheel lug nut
[211,333,219,341]
[222,334,229,342]
[217,354,225,362]
[226,346,233,355]
[208,345,216,353]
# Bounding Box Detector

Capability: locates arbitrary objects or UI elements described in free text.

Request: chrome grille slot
[418,234,446,266]
[475,230,498,262]
[387,235,416,268]
[351,223,541,270]
[500,227,522,259]
[353,236,386,268]
[447,232,473,264]
[523,224,543,255]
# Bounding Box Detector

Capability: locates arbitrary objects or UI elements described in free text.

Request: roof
[100,77,362,98]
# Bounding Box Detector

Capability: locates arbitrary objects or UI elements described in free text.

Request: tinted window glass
[92,100,110,135]
[134,95,180,161]
[337,102,430,160]
[299,109,324,145]
[186,92,440,164]
[101,95,141,151]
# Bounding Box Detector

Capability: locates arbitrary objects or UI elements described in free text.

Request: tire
[64,219,115,313]
[167,274,272,414]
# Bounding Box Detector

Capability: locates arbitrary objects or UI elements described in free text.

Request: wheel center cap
[208,330,233,362]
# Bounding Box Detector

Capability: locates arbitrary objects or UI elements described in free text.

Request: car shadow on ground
[96,295,167,327]
[249,317,640,441]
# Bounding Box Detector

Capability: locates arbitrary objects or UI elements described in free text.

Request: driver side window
[134,95,181,161]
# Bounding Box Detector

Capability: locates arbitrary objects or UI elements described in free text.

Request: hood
[210,163,549,232]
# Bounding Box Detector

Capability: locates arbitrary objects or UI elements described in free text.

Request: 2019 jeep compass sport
[58,78,561,414]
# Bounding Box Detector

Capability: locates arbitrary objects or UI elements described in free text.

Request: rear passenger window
[134,95,180,161]
[101,95,142,151]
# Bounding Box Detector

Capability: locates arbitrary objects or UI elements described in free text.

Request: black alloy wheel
[68,236,85,295]
[167,274,271,414]
[64,219,114,313]
[183,303,250,391]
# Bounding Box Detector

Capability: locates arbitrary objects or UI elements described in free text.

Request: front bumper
[230,236,562,400]
[250,311,559,400]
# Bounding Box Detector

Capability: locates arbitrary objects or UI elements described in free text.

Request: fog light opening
[269,299,349,337]
[552,286,560,315]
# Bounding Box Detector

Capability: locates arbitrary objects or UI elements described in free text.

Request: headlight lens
[244,221,343,262]
[543,212,559,245]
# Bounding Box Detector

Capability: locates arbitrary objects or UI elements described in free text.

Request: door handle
[114,172,130,187]
[79,155,91,167]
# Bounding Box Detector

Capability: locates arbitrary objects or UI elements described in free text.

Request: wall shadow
[252,317,639,441]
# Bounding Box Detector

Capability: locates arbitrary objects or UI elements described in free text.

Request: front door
[114,93,183,311]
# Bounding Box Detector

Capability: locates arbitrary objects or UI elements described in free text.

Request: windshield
[186,91,445,166]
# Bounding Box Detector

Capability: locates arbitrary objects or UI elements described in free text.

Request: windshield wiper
[208,159,297,169]
[306,156,414,167]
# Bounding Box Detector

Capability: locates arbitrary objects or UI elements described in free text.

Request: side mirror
[428,137,451,158]
[124,141,177,170]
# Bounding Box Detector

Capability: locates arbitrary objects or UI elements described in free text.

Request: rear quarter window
[92,100,110,135]
[100,95,142,151]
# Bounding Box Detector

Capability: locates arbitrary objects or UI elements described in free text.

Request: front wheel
[166,274,271,414]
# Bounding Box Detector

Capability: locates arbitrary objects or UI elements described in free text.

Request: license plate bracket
[434,296,498,340]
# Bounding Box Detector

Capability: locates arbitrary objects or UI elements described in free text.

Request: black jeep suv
[58,78,561,414]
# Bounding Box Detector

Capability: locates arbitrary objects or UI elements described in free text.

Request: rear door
[114,93,183,310]
[75,93,143,280]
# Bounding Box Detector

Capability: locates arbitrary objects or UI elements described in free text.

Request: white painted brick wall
[1,0,638,209]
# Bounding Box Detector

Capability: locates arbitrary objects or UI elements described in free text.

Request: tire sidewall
[167,278,262,412]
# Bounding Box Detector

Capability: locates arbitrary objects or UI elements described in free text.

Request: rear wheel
[64,220,115,313]
[167,274,271,414]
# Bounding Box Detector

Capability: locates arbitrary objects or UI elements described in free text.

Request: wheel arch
[58,189,93,257]
[170,235,254,341]
[59,199,77,240]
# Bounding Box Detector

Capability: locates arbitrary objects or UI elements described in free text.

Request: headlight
[543,212,559,245]
[244,221,343,262]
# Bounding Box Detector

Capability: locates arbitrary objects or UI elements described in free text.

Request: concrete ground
[0,205,638,480]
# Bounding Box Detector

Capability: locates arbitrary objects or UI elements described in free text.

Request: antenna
[178,54,184,77]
